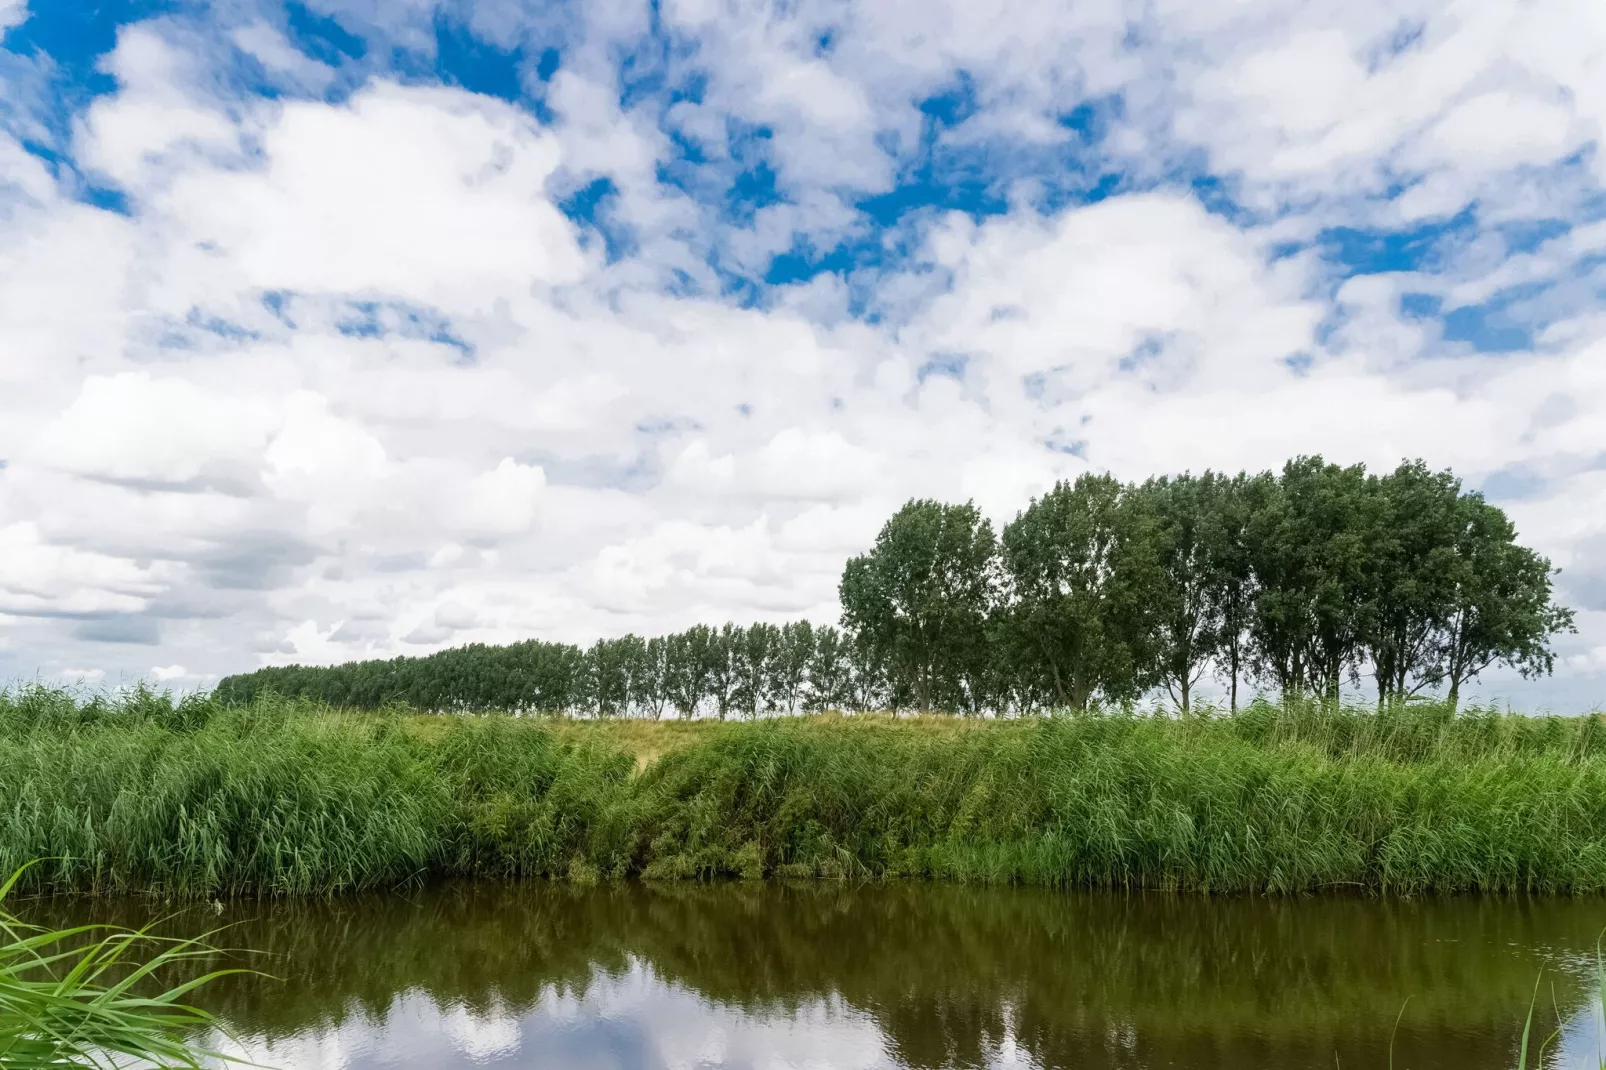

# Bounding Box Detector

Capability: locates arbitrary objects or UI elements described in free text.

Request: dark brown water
[26,883,1606,1069]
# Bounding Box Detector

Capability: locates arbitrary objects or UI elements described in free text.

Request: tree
[214,454,1575,719]
[1206,472,1268,712]
[708,623,741,720]
[805,625,852,711]
[638,636,670,719]
[1131,472,1228,714]
[1362,461,1464,706]
[1428,494,1575,708]
[583,637,640,717]
[997,474,1158,711]
[839,499,998,713]
[773,621,814,713]
[1249,457,1376,703]
[665,625,717,718]
[733,622,780,718]
[844,627,888,712]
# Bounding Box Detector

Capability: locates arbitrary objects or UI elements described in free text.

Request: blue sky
[0,0,1604,706]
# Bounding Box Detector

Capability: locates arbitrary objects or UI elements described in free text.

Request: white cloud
[149,664,188,681]
[33,372,275,487]
[169,84,584,305]
[460,458,547,536]
[0,523,172,618]
[1421,91,1579,171]
[229,21,336,92]
[0,0,26,32]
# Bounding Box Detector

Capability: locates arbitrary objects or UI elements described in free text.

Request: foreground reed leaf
[0,862,252,1068]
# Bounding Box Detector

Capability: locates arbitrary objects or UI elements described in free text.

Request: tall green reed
[0,864,245,1067]
[7,686,1606,896]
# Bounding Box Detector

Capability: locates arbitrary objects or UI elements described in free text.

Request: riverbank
[4,687,1606,897]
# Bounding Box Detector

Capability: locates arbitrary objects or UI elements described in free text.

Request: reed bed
[4,686,1606,897]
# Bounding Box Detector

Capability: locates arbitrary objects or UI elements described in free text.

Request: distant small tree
[773,621,814,714]
[839,499,998,713]
[638,636,670,719]
[709,623,741,720]
[584,637,639,718]
[844,627,888,713]
[805,625,851,711]
[733,622,780,718]
[665,625,717,718]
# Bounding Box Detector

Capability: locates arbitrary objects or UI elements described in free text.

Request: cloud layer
[1,0,1604,706]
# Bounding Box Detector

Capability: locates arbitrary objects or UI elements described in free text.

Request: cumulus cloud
[0,0,1604,709]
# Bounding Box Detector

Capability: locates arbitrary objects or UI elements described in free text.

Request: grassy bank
[4,687,1606,897]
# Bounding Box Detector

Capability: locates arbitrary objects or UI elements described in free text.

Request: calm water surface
[30,883,1606,1070]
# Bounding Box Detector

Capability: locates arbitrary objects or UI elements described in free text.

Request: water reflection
[26,883,1606,1069]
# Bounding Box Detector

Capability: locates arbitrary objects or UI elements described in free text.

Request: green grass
[0,864,243,1067]
[6,685,1606,897]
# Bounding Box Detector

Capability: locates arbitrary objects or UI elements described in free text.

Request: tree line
[215,623,880,717]
[217,456,1575,716]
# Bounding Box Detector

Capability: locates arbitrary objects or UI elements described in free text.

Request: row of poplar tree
[217,456,1575,716]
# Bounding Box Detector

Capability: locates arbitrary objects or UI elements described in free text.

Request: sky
[0,0,1603,708]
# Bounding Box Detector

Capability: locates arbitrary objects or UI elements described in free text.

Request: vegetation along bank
[6,686,1606,898]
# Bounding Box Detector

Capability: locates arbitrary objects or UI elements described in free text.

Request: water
[26,883,1606,1069]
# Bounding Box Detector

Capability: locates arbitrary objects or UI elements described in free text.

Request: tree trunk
[1227,637,1240,712]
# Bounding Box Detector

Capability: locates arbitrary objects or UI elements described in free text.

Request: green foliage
[1432,491,1576,707]
[9,689,1606,897]
[997,473,1159,711]
[0,865,243,1068]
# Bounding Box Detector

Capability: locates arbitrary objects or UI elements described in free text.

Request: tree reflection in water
[24,882,1606,1070]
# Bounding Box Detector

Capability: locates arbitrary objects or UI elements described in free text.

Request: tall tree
[1428,494,1575,708]
[1131,472,1228,714]
[1363,461,1464,706]
[1206,472,1269,712]
[997,474,1159,711]
[1249,457,1376,702]
[839,499,999,712]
